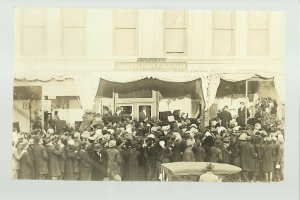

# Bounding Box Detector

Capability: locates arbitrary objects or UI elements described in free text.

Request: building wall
[14,8,285,75]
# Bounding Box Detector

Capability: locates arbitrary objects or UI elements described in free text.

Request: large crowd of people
[12,101,284,182]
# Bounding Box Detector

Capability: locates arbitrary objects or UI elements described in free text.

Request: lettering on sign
[137,58,167,62]
[115,62,187,71]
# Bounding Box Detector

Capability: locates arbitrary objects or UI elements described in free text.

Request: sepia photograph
[12,8,285,182]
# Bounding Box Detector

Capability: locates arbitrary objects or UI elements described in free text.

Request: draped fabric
[100,72,207,83]
[206,76,221,110]
[273,75,285,104]
[73,75,100,111]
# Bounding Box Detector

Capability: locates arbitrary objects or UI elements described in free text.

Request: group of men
[12,103,284,182]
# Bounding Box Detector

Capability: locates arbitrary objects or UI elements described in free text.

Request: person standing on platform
[139,106,151,123]
[237,102,250,127]
[219,106,232,128]
[112,107,124,124]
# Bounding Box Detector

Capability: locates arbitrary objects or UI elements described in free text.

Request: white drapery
[273,75,285,104]
[206,76,221,110]
[73,75,100,111]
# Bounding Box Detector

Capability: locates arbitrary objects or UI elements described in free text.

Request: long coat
[230,144,241,167]
[240,142,256,172]
[78,149,92,181]
[261,143,274,173]
[57,146,66,178]
[33,144,48,176]
[106,147,122,178]
[220,145,231,164]
[64,145,75,180]
[182,147,195,162]
[193,144,206,162]
[46,145,62,177]
[171,141,183,162]
[237,107,250,126]
[253,143,263,176]
[19,151,34,179]
[210,145,223,163]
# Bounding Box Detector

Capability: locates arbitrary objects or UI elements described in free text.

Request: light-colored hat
[28,138,35,145]
[217,127,226,134]
[81,131,90,139]
[159,141,165,148]
[239,134,246,141]
[191,124,197,128]
[186,139,195,147]
[278,137,284,143]
[102,134,111,141]
[68,139,75,146]
[74,132,81,138]
[147,134,155,139]
[272,136,277,142]
[108,140,116,148]
[47,129,54,134]
[173,132,181,141]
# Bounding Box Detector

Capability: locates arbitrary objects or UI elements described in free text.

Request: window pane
[114,29,136,56]
[114,9,137,28]
[213,29,233,56]
[248,30,267,56]
[63,27,85,55]
[22,9,45,27]
[63,8,86,27]
[165,10,186,28]
[165,29,186,53]
[23,27,44,55]
[213,11,233,29]
[248,11,268,29]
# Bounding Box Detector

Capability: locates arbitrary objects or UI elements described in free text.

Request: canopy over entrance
[97,78,203,99]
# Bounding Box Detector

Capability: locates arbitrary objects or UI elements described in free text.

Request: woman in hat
[19,141,34,179]
[182,139,195,162]
[32,137,49,180]
[45,139,62,180]
[64,139,76,180]
[12,140,27,179]
[106,140,122,181]
[239,136,257,182]
[210,139,223,163]
[261,137,274,182]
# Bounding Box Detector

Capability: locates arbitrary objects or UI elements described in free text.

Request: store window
[62,8,86,56]
[164,10,187,55]
[21,9,46,55]
[247,11,269,56]
[114,9,138,56]
[212,11,236,56]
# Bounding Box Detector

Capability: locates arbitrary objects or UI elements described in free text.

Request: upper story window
[164,10,187,55]
[212,11,236,56]
[247,11,269,56]
[21,8,46,56]
[62,8,86,56]
[114,9,138,56]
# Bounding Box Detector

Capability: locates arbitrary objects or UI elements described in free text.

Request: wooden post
[245,80,248,125]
